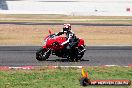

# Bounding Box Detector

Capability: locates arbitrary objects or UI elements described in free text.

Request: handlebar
[48,34,56,38]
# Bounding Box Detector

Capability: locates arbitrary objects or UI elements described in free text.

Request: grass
[0,67,131,88]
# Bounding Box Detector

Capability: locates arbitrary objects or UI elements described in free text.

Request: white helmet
[63,24,71,32]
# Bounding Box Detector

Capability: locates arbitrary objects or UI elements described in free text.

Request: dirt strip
[0,24,132,46]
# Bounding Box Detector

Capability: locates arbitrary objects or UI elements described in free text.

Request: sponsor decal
[80,67,131,86]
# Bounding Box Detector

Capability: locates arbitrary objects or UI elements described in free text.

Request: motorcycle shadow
[46,59,69,62]
[46,58,89,62]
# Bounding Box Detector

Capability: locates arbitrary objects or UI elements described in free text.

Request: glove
[61,42,66,46]
[61,43,64,46]
[55,33,58,36]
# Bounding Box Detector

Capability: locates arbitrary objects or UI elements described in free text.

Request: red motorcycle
[36,30,86,62]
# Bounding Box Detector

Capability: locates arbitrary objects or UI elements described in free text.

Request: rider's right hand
[55,33,58,36]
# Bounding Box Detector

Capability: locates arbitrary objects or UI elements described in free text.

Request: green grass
[0,67,131,88]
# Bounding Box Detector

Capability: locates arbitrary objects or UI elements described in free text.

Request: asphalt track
[0,46,132,66]
[0,22,132,66]
[0,22,132,26]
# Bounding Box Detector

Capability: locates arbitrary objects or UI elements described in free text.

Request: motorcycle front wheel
[36,47,51,61]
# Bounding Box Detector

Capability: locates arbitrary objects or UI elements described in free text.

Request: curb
[0,65,132,71]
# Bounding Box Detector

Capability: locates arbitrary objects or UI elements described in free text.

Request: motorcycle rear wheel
[76,46,85,61]
[67,56,76,62]
[67,47,85,62]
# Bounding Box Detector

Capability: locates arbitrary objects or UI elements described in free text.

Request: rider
[56,23,79,50]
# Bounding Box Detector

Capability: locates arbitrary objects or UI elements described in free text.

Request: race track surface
[0,46,132,66]
[0,22,132,26]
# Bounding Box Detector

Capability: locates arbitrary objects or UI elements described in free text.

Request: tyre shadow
[46,58,89,62]
[46,59,69,62]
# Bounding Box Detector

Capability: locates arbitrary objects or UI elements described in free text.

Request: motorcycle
[36,30,86,62]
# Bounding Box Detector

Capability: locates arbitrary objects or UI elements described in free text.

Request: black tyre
[67,56,75,62]
[75,46,85,61]
[36,48,50,61]
[68,57,79,62]
[67,51,77,62]
[67,50,84,62]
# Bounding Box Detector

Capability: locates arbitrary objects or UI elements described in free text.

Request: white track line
[0,64,132,70]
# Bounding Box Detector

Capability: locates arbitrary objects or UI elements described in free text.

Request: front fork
[44,48,51,56]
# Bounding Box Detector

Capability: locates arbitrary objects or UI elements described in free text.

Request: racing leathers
[56,30,79,50]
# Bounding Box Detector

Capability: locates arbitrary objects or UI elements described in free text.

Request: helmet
[63,24,71,33]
